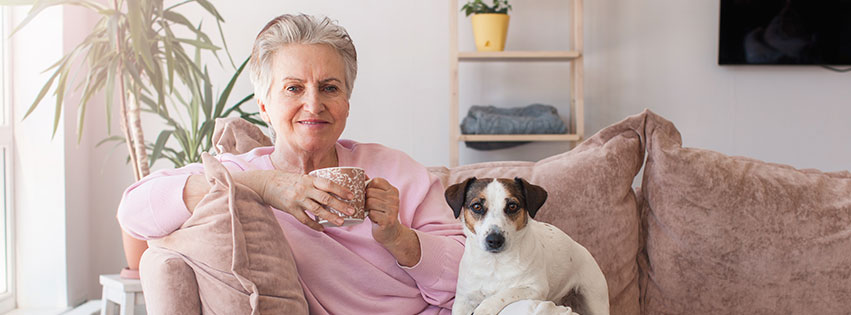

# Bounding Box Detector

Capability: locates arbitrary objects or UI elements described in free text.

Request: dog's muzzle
[485,232,506,253]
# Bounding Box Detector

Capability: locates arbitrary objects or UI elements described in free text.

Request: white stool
[99,274,145,315]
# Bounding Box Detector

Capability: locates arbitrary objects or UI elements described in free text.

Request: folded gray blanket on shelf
[461,103,568,150]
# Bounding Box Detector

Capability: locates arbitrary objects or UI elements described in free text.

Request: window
[0,6,15,313]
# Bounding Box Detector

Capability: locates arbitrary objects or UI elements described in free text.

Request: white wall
[75,0,851,303]
[61,4,102,306]
[186,0,851,170]
[12,5,69,309]
[584,0,851,172]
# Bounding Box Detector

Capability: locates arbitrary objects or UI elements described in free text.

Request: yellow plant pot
[471,13,510,52]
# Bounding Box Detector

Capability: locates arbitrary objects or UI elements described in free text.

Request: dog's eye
[470,202,485,214]
[507,202,519,212]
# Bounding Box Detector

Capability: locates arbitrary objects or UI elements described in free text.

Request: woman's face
[259,43,349,154]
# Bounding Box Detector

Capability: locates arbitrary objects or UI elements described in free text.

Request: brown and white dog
[445,177,609,315]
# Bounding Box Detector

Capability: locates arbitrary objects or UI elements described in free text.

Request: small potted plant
[462,0,512,52]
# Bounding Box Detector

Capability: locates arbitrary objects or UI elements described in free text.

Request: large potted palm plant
[4,0,263,277]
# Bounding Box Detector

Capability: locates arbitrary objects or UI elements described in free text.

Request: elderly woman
[117,14,464,314]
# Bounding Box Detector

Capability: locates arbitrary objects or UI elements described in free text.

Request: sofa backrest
[637,111,851,315]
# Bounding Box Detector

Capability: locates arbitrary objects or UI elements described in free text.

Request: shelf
[458,134,581,142]
[458,50,580,62]
[448,0,584,167]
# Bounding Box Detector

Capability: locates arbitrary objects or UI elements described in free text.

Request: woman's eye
[285,85,303,93]
[322,85,339,93]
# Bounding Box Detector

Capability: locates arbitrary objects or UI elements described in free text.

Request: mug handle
[363,177,373,217]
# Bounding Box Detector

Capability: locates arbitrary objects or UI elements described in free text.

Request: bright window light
[0,6,15,313]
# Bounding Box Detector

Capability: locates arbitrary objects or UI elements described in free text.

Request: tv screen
[719,0,851,65]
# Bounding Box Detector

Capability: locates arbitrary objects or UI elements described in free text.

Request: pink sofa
[140,110,851,314]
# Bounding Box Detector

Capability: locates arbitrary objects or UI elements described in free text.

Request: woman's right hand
[183,170,354,231]
[259,171,355,231]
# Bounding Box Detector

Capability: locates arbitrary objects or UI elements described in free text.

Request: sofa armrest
[139,246,201,314]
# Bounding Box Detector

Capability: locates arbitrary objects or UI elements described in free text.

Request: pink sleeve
[401,229,464,308]
[396,166,465,309]
[116,158,246,240]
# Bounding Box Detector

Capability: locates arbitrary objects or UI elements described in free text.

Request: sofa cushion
[433,111,649,315]
[147,153,308,314]
[639,111,851,314]
[212,116,273,155]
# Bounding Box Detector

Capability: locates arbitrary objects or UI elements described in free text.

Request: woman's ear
[345,100,350,118]
[258,98,270,123]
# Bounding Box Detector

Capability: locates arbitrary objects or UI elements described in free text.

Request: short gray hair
[248,14,358,104]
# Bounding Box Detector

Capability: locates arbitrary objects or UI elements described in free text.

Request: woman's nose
[302,89,324,114]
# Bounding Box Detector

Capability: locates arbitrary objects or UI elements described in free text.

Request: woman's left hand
[365,177,404,244]
[366,177,421,266]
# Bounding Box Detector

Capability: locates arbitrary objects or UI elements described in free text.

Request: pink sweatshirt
[117,140,465,314]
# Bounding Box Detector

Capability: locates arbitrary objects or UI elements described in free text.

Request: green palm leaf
[5,0,265,169]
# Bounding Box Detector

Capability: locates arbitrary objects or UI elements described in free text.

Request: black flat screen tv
[719,0,851,65]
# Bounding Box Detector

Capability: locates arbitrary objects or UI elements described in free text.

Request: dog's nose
[485,233,505,252]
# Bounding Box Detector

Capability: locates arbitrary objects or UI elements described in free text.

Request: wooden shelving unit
[449,0,584,167]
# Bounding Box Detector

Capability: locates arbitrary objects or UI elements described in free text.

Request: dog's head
[444,177,548,253]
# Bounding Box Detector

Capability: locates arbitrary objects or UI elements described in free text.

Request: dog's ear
[445,177,476,219]
[515,177,548,219]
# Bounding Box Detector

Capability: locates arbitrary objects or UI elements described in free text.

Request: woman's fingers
[311,176,355,201]
[269,174,350,228]
[365,197,390,213]
[289,207,325,231]
[307,177,355,215]
[366,209,386,227]
[367,177,393,191]
[301,176,356,225]
[305,188,355,216]
[366,196,396,226]
[301,198,346,226]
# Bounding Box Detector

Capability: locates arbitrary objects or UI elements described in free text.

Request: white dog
[445,177,609,315]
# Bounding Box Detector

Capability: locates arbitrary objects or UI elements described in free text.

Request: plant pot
[471,13,510,52]
[121,230,148,279]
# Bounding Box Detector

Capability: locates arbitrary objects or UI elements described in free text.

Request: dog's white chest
[457,221,560,296]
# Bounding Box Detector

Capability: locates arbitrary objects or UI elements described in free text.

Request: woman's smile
[297,119,331,128]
